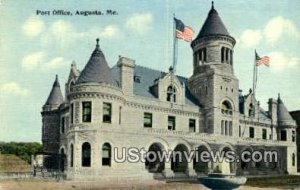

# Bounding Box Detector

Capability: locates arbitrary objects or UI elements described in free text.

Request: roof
[44,75,64,106]
[277,96,295,126]
[110,65,198,106]
[76,39,117,86]
[194,3,231,41]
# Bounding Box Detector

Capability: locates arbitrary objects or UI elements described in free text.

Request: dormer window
[221,101,232,115]
[249,103,255,117]
[167,85,176,102]
[134,75,141,83]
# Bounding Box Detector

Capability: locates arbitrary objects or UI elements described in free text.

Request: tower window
[168,116,176,130]
[70,104,74,124]
[249,103,255,117]
[143,112,152,128]
[103,102,112,123]
[82,142,91,167]
[189,119,196,132]
[292,131,296,142]
[70,144,74,167]
[102,143,111,166]
[280,130,287,141]
[221,101,233,115]
[292,153,295,166]
[249,127,255,138]
[262,129,267,140]
[221,47,225,63]
[82,102,92,122]
[166,86,176,102]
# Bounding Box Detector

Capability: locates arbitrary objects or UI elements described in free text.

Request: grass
[246,175,300,188]
[0,154,31,172]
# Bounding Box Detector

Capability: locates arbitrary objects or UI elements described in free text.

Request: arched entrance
[240,147,254,174]
[171,144,189,173]
[145,143,165,173]
[213,146,235,174]
[194,145,210,174]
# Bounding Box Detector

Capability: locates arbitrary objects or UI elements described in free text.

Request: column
[162,160,174,178]
[186,161,197,177]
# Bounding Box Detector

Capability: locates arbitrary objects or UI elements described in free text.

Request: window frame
[143,112,153,128]
[82,101,92,123]
[189,119,196,132]
[168,116,176,131]
[249,127,255,138]
[103,102,112,123]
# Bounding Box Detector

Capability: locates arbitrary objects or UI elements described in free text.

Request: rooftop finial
[96,38,100,48]
[55,74,58,80]
[212,1,214,9]
[278,93,281,99]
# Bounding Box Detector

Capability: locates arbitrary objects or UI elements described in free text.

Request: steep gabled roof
[195,2,231,41]
[76,39,117,86]
[44,75,64,106]
[110,65,198,106]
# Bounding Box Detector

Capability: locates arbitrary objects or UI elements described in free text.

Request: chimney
[117,56,135,95]
[268,98,277,125]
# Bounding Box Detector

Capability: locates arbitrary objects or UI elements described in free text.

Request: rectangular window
[229,121,232,136]
[292,130,296,142]
[281,130,287,141]
[70,104,74,124]
[82,102,92,122]
[239,125,241,137]
[61,117,65,134]
[168,116,176,131]
[249,127,255,138]
[262,129,267,140]
[189,119,196,132]
[143,113,152,128]
[103,102,112,123]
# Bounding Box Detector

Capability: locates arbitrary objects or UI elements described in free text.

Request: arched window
[203,48,207,62]
[82,142,91,167]
[221,47,225,63]
[70,144,74,167]
[292,153,295,166]
[249,103,255,117]
[221,101,233,115]
[225,121,228,135]
[60,148,65,172]
[166,86,176,102]
[102,143,111,166]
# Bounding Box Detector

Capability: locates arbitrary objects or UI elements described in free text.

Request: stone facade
[41,3,298,180]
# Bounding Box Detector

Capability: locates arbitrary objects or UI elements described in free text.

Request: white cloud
[45,57,67,69]
[22,52,67,70]
[21,51,45,69]
[99,25,121,39]
[264,16,299,43]
[238,29,262,47]
[126,13,153,35]
[268,52,300,71]
[0,82,28,96]
[22,16,45,37]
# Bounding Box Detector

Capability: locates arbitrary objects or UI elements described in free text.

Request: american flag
[174,18,194,42]
[255,51,270,67]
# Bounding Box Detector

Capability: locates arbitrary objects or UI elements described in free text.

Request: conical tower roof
[195,2,231,41]
[45,75,64,106]
[277,94,295,126]
[76,39,117,86]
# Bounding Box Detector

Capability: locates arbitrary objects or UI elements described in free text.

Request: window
[189,119,196,132]
[239,125,242,137]
[144,113,152,128]
[249,103,255,117]
[229,121,232,136]
[221,47,225,63]
[119,106,122,124]
[82,102,92,122]
[249,127,255,138]
[292,153,295,166]
[292,131,296,142]
[70,144,74,167]
[82,142,91,167]
[102,143,111,166]
[221,101,232,115]
[225,121,228,135]
[168,116,176,130]
[134,75,141,83]
[262,129,267,140]
[166,86,176,102]
[280,130,287,141]
[70,104,74,124]
[61,117,65,134]
[103,102,112,123]
[221,120,224,135]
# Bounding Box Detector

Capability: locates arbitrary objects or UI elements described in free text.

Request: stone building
[290,110,300,172]
[41,3,298,180]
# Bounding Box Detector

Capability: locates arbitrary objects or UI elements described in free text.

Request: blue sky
[0,0,299,142]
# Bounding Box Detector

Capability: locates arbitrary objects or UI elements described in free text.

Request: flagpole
[252,50,257,101]
[172,14,178,74]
